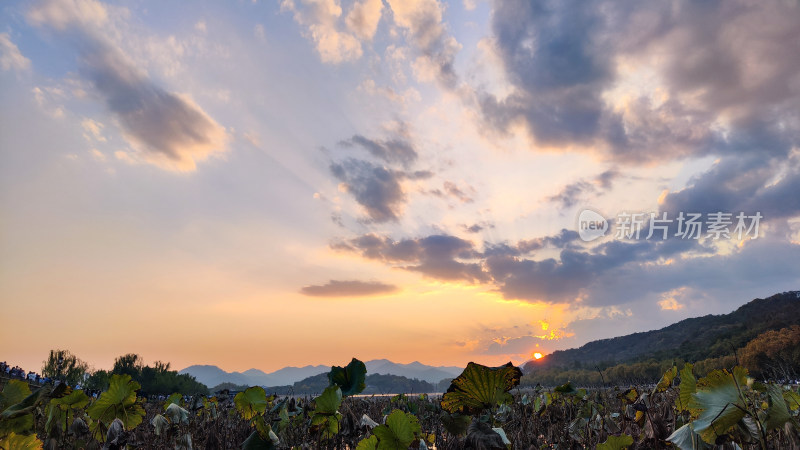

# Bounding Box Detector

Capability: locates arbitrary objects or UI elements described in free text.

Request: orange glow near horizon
[533,352,543,360]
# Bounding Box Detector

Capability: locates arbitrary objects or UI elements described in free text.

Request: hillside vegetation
[523,291,800,386]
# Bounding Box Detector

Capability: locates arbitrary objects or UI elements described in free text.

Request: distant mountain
[523,290,800,372]
[264,365,330,386]
[180,359,462,389]
[365,359,462,383]
[178,365,277,388]
[285,372,436,395]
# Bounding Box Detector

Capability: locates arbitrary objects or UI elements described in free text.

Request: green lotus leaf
[328,358,367,397]
[441,362,522,415]
[234,386,268,421]
[0,382,49,436]
[763,384,791,431]
[45,389,89,435]
[309,386,342,440]
[164,393,182,410]
[86,374,145,440]
[310,411,341,440]
[314,386,342,415]
[53,389,89,410]
[440,411,471,436]
[690,367,748,444]
[164,403,190,424]
[654,365,677,393]
[596,434,634,450]
[372,409,421,450]
[0,380,31,411]
[355,434,378,450]
[616,388,638,405]
[554,381,576,395]
[0,431,43,450]
[0,414,33,439]
[677,363,695,412]
[784,389,800,411]
[0,382,45,420]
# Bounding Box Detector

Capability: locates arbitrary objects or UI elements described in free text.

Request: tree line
[41,349,208,395]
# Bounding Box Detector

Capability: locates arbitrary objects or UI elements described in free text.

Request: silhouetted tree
[42,349,89,385]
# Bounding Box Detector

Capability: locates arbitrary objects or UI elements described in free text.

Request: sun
[533,352,543,360]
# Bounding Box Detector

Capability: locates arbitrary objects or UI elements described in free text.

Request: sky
[1,0,799,375]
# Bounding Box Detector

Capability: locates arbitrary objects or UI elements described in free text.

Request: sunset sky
[1,0,799,375]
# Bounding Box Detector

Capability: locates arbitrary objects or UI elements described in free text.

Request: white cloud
[27,0,110,31]
[281,0,363,64]
[386,0,460,87]
[345,0,383,41]
[308,23,362,63]
[254,24,266,42]
[81,118,106,142]
[0,33,31,72]
[89,148,106,161]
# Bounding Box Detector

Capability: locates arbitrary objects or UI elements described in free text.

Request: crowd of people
[0,360,103,398]
[0,360,50,385]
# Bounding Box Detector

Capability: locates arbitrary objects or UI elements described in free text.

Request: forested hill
[525,291,800,372]
[233,372,438,396]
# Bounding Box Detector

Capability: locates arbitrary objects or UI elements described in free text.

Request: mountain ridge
[179,359,462,388]
[523,290,800,373]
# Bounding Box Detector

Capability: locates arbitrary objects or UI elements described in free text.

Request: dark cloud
[579,239,800,308]
[332,228,738,305]
[340,134,418,167]
[28,2,226,171]
[406,170,434,180]
[482,0,621,149]
[462,221,495,234]
[516,229,580,254]
[482,0,800,163]
[548,169,621,209]
[464,224,483,233]
[660,155,800,223]
[427,181,476,203]
[300,280,398,297]
[332,233,488,283]
[484,335,542,356]
[594,169,619,189]
[483,229,581,258]
[329,124,434,223]
[548,181,593,209]
[443,181,474,203]
[80,42,226,170]
[330,159,406,223]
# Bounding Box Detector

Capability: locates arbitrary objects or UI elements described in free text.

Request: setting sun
[533,352,543,360]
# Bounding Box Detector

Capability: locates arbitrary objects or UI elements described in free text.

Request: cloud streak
[28,0,227,171]
[300,279,398,297]
[0,33,31,72]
